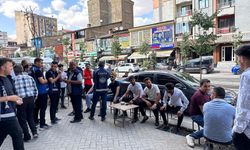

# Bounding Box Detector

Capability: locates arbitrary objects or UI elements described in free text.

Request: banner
[152,25,174,50]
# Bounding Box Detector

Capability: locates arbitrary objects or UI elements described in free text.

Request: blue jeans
[190,115,204,139]
[86,93,93,108]
[90,91,107,118]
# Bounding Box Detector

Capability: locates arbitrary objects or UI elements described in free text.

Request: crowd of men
[1,45,250,150]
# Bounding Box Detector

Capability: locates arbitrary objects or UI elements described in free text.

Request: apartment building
[0,31,8,48]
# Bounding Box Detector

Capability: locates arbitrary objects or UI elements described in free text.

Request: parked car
[117,71,236,115]
[177,56,214,74]
[115,63,140,73]
[155,63,169,70]
[78,61,89,69]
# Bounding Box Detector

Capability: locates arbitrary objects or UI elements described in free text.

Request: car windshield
[174,72,200,87]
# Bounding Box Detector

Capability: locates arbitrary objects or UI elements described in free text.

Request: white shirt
[163,87,189,112]
[60,71,67,88]
[144,84,160,101]
[127,82,144,98]
[233,67,250,139]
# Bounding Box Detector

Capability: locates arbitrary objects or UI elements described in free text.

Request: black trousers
[17,96,37,139]
[49,92,60,121]
[60,88,66,107]
[34,93,48,126]
[160,105,184,129]
[0,118,25,150]
[132,98,147,119]
[84,84,92,93]
[70,94,83,120]
[141,100,160,123]
[233,132,250,150]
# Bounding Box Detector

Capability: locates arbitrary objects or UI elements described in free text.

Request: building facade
[15,11,57,46]
[0,31,8,47]
[87,0,134,29]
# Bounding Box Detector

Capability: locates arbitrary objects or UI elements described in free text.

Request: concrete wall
[235,0,250,32]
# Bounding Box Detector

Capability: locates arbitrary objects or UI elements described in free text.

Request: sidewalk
[1,104,203,150]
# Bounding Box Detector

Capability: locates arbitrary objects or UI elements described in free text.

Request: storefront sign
[152,25,174,50]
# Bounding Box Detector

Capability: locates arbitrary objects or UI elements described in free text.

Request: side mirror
[175,83,186,89]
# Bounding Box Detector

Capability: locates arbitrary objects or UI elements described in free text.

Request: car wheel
[179,69,184,73]
[129,69,133,73]
[201,69,208,74]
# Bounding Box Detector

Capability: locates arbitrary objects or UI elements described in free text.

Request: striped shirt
[14,74,38,99]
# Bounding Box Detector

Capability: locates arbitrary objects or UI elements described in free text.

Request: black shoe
[155,122,159,126]
[61,105,67,109]
[84,108,91,113]
[40,124,50,129]
[55,117,61,121]
[68,112,74,116]
[131,118,138,123]
[23,137,31,142]
[70,119,81,123]
[33,133,38,138]
[51,120,58,124]
[88,116,94,120]
[140,116,149,123]
[98,113,101,117]
[101,117,106,121]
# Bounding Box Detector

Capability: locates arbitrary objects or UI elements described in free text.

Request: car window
[135,74,154,83]
[174,72,199,87]
[120,64,125,67]
[156,74,180,85]
[125,64,130,66]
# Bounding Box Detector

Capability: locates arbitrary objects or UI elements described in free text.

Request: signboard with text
[151,25,174,50]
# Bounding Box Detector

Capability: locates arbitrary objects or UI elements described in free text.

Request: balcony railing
[177,10,192,17]
[217,0,235,9]
[216,26,235,34]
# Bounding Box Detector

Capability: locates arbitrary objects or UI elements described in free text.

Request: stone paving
[1,102,203,150]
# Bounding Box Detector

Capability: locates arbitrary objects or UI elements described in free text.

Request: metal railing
[216,26,235,34]
[217,0,235,9]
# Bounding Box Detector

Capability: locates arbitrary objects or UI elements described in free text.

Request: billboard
[151,25,174,50]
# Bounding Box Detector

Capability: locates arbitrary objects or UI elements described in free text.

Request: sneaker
[88,116,94,120]
[70,119,81,123]
[140,116,149,123]
[51,120,58,124]
[84,108,91,113]
[186,134,195,148]
[131,118,138,123]
[33,133,38,138]
[40,124,50,129]
[55,117,61,121]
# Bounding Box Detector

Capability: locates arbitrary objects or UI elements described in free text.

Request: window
[199,0,209,9]
[218,16,235,28]
[136,74,154,83]
[156,74,179,86]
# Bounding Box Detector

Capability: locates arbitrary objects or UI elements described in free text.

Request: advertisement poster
[151,25,174,50]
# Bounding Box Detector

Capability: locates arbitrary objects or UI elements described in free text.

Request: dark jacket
[68,69,83,95]
[93,67,110,92]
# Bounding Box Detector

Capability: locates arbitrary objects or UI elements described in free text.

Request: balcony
[177,10,192,17]
[217,0,235,9]
[216,26,235,34]
[176,0,192,5]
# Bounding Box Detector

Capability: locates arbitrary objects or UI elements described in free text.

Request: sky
[0,0,153,41]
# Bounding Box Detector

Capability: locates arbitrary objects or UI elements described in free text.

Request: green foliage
[111,37,122,59]
[79,42,86,61]
[142,60,150,69]
[180,33,192,64]
[190,10,218,30]
[149,52,157,70]
[90,56,97,69]
[232,30,243,50]
[139,42,151,57]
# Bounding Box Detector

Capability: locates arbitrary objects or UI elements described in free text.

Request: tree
[111,36,122,65]
[62,37,71,67]
[79,41,86,62]
[139,41,151,59]
[190,10,219,80]
[232,29,243,63]
[180,32,192,65]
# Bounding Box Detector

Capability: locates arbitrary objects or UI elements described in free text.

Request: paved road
[1,104,203,150]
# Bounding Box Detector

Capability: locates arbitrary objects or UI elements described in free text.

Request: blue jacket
[69,69,83,95]
[30,65,48,95]
[93,67,110,92]
[0,76,16,122]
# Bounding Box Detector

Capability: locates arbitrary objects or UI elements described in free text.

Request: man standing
[119,76,148,123]
[14,65,38,142]
[186,79,211,148]
[83,63,93,113]
[203,87,235,145]
[46,61,61,124]
[141,77,161,126]
[233,45,250,149]
[58,64,67,109]
[31,58,49,129]
[0,58,24,150]
[160,83,189,132]
[64,61,83,123]
[89,61,110,121]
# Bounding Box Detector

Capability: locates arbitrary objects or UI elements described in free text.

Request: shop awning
[99,55,127,61]
[128,52,152,59]
[155,50,172,58]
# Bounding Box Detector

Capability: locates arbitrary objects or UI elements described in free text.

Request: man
[186,79,211,148]
[160,83,189,132]
[233,45,250,149]
[14,65,38,142]
[58,64,67,109]
[83,63,93,113]
[119,76,148,123]
[64,61,83,123]
[141,77,161,126]
[108,71,122,118]
[203,87,235,145]
[31,58,49,129]
[89,61,110,121]
[46,61,61,124]
[0,58,24,150]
